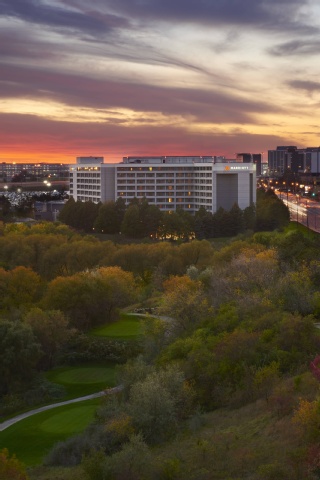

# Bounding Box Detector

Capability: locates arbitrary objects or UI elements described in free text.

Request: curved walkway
[0,312,165,433]
[0,386,122,432]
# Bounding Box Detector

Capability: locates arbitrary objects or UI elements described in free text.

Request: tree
[57,197,76,225]
[158,211,193,240]
[159,275,210,336]
[121,204,142,238]
[256,189,290,231]
[24,308,75,369]
[194,207,214,239]
[0,320,41,394]
[127,366,194,443]
[44,266,138,330]
[94,201,121,234]
[0,266,43,313]
[0,448,29,480]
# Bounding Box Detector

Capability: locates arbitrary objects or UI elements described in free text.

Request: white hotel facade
[69,156,256,214]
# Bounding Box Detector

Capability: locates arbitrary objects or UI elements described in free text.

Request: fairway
[0,398,100,466]
[90,314,143,339]
[45,364,116,399]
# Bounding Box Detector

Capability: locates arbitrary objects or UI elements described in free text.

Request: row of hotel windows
[117,167,194,172]
[116,179,212,187]
[117,173,212,179]
[117,180,194,185]
[72,173,101,178]
[74,190,101,196]
[118,172,197,177]
[77,196,101,202]
[70,184,100,190]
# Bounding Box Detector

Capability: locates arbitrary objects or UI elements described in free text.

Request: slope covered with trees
[1,191,320,479]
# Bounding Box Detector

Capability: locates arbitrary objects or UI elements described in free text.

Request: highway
[277,190,320,233]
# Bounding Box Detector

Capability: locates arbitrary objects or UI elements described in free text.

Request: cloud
[90,0,312,32]
[0,0,129,37]
[0,64,281,125]
[0,111,288,163]
[270,39,320,56]
[1,0,313,37]
[287,80,320,93]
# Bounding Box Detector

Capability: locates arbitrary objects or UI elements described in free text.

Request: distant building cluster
[0,162,69,183]
[69,155,257,214]
[268,146,320,175]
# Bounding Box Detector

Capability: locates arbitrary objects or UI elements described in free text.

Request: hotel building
[69,156,256,214]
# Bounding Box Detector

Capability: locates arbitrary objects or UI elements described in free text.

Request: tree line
[58,188,290,239]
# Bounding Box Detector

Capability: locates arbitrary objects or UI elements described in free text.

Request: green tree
[0,320,41,394]
[121,204,141,238]
[94,201,120,234]
[158,211,193,240]
[128,366,194,443]
[24,308,75,369]
[256,189,290,231]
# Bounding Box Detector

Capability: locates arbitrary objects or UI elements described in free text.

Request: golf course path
[0,386,122,432]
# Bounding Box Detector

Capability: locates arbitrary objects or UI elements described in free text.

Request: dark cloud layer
[0,0,129,36]
[97,0,311,31]
[0,0,313,35]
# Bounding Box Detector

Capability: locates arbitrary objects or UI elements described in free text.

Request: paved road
[277,191,320,233]
[0,386,122,432]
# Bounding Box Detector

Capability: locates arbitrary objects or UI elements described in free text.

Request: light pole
[306,200,309,229]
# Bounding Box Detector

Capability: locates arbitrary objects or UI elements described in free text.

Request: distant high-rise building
[236,153,262,176]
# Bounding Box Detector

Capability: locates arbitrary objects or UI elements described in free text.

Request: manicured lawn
[45,364,116,399]
[0,398,100,466]
[90,314,143,339]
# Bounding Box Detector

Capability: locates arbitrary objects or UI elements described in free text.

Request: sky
[1,0,320,164]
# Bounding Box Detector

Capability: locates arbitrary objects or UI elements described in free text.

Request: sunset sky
[1,0,320,164]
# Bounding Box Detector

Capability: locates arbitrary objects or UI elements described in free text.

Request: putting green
[90,316,143,338]
[40,406,94,434]
[45,364,115,399]
[0,399,100,466]
[53,366,113,384]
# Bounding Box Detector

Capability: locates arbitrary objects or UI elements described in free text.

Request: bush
[60,335,143,365]
[44,424,115,466]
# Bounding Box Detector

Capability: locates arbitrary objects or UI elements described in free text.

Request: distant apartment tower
[268,146,320,175]
[236,153,262,176]
[70,156,256,214]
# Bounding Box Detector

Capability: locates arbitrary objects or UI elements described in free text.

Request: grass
[0,398,100,466]
[45,363,116,399]
[89,313,144,339]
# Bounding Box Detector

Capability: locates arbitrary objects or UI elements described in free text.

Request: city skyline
[1,0,320,164]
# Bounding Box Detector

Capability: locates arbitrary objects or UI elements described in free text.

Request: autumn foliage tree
[43,266,139,330]
[0,448,29,480]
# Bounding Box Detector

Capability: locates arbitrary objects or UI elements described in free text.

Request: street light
[306,200,309,229]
